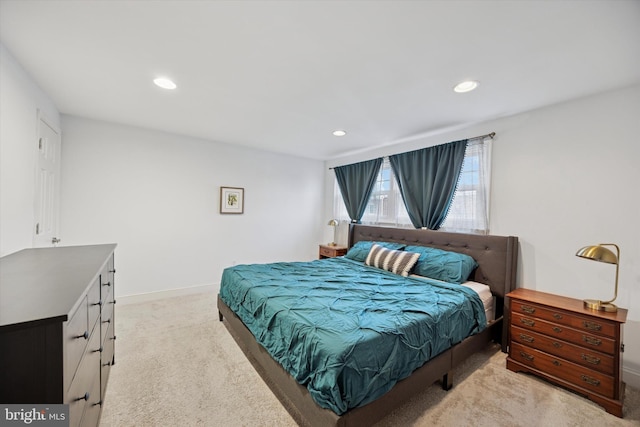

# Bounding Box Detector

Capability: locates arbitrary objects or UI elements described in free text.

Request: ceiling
[1,1,639,160]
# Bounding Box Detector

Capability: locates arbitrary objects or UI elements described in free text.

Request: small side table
[319,244,348,259]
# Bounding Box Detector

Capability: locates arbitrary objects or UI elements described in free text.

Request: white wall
[326,84,640,388]
[60,115,325,298]
[0,43,60,256]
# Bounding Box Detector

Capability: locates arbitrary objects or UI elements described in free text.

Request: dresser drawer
[511,342,615,398]
[67,323,101,427]
[66,296,89,389]
[319,246,335,258]
[511,299,616,338]
[87,276,102,332]
[101,299,115,345]
[79,376,102,427]
[100,262,114,301]
[101,321,115,399]
[100,277,113,306]
[510,325,614,375]
[319,245,347,259]
[511,312,616,354]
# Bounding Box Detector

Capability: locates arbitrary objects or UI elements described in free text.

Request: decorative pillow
[365,244,420,277]
[344,241,406,262]
[404,245,478,284]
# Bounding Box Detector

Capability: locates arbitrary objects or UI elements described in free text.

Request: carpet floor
[100,293,640,426]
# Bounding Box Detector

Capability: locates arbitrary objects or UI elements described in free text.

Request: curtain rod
[328,131,496,170]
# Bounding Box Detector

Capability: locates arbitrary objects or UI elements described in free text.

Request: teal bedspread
[219,256,486,415]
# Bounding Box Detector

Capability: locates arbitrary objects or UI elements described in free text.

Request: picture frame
[220,186,244,214]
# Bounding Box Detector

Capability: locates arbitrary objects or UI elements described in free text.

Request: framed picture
[220,186,244,214]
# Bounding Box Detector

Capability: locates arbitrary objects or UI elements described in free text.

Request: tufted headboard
[348,224,518,304]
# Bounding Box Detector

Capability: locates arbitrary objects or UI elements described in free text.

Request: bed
[217,224,518,426]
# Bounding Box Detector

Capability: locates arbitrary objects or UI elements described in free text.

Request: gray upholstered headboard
[348,224,518,303]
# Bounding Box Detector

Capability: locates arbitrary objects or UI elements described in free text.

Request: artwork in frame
[220,187,244,214]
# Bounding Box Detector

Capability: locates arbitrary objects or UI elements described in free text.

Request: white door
[33,116,61,247]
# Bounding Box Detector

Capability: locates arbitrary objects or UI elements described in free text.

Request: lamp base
[583,299,618,312]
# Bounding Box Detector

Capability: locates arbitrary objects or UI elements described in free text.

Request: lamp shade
[575,245,618,264]
[575,243,620,312]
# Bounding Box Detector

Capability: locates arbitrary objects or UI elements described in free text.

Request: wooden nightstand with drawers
[506,288,627,417]
[319,244,348,259]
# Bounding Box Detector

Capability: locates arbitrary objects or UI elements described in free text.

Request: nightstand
[506,288,627,417]
[319,244,348,259]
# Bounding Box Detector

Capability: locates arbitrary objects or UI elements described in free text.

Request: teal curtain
[390,139,467,229]
[334,158,383,223]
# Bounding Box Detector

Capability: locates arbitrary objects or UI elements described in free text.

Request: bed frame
[217,224,518,427]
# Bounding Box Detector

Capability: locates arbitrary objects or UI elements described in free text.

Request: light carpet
[100,293,640,427]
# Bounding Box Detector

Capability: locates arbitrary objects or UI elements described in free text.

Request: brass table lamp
[575,243,620,312]
[327,219,338,246]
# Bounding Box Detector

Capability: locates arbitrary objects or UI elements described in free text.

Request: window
[361,158,412,226]
[440,138,491,233]
[333,137,492,233]
[333,158,411,227]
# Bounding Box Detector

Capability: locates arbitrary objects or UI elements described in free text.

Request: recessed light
[453,80,479,93]
[332,130,346,137]
[153,77,177,90]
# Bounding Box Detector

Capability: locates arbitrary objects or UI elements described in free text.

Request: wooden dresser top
[507,288,627,323]
[0,244,116,327]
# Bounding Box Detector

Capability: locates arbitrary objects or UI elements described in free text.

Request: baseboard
[623,365,640,390]
[118,283,217,305]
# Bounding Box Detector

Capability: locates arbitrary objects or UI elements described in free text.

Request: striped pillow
[365,244,420,277]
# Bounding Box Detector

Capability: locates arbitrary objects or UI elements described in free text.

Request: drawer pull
[103,318,111,324]
[92,346,104,353]
[552,341,563,348]
[582,335,602,346]
[581,353,601,365]
[109,269,116,273]
[520,351,534,362]
[103,361,112,367]
[75,331,89,340]
[75,392,90,402]
[520,305,536,314]
[552,313,563,320]
[520,318,535,327]
[518,334,534,343]
[552,327,563,333]
[581,375,600,386]
[92,299,103,307]
[582,321,602,331]
[102,281,111,287]
[552,360,561,366]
